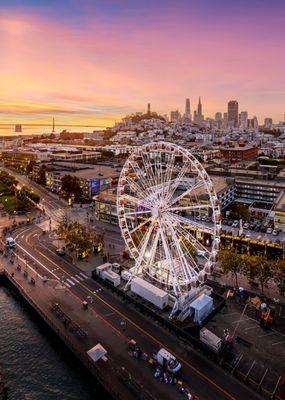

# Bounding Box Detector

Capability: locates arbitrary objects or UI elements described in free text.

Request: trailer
[102,270,121,287]
[95,263,112,278]
[131,277,168,309]
[200,327,222,353]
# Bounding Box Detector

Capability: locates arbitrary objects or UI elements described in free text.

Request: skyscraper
[240,111,248,129]
[264,118,273,129]
[170,110,181,122]
[184,98,191,120]
[194,97,203,123]
[215,112,222,121]
[227,100,239,127]
[197,97,202,118]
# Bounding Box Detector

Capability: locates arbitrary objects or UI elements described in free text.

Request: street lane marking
[65,282,71,288]
[16,242,60,281]
[245,326,259,331]
[258,332,276,338]
[70,276,80,283]
[80,272,88,279]
[75,274,84,281]
[66,278,75,286]
[272,340,285,346]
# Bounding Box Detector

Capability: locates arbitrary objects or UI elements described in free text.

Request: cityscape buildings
[0,1,285,400]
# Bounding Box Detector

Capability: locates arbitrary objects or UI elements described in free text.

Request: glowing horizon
[1,0,285,127]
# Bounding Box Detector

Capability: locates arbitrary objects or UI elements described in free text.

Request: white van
[6,237,16,249]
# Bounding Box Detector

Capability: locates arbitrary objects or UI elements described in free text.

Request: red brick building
[220,145,258,162]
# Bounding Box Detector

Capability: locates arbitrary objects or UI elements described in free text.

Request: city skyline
[1,0,285,127]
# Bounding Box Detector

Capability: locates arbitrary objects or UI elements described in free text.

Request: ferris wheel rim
[117,141,221,295]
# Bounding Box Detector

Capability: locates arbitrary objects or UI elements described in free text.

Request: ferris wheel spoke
[143,153,159,196]
[166,211,215,236]
[167,214,210,256]
[130,217,153,234]
[166,179,205,209]
[144,228,160,268]
[168,203,211,213]
[166,222,195,282]
[137,221,155,252]
[125,176,155,207]
[122,193,153,210]
[162,153,176,201]
[166,161,191,202]
[165,219,200,273]
[124,210,152,217]
[129,158,157,201]
[158,220,181,296]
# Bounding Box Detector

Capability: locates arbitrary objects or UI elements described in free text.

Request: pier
[0,265,170,400]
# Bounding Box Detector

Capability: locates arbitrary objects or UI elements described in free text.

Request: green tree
[61,175,83,202]
[229,203,250,220]
[57,219,96,259]
[274,259,285,296]
[37,164,48,185]
[258,257,273,294]
[220,249,243,288]
[243,254,273,294]
[0,171,18,189]
[242,254,260,285]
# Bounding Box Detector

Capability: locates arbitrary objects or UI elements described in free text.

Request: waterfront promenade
[0,263,181,400]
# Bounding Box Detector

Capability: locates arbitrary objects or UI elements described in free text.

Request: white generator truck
[153,348,182,374]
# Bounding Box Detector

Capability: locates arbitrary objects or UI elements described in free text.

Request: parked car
[243,222,249,229]
[201,216,207,222]
[227,219,233,226]
[206,217,211,223]
[56,248,65,256]
[260,225,267,233]
[249,224,255,230]
[223,219,228,225]
[272,229,279,236]
[232,220,239,228]
[195,215,201,221]
[266,227,273,234]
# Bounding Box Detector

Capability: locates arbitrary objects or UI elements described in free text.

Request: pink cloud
[0,6,284,124]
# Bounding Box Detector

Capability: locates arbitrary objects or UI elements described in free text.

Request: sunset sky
[1,0,285,127]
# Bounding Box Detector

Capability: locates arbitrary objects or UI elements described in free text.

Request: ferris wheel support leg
[169,299,179,319]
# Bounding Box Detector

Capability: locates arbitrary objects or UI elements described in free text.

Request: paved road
[6,223,265,400]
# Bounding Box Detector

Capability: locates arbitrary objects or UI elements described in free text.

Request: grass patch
[0,195,31,214]
[0,183,9,192]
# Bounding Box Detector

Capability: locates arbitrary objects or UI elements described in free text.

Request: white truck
[153,348,181,374]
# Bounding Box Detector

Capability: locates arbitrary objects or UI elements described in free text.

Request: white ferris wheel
[117,142,221,308]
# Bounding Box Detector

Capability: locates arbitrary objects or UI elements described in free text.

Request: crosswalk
[64,272,89,288]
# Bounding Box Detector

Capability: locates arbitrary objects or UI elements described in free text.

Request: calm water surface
[0,287,109,400]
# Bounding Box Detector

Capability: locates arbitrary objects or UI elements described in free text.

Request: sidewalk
[212,270,285,304]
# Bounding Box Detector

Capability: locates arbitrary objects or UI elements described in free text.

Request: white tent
[87,343,107,363]
[190,294,213,324]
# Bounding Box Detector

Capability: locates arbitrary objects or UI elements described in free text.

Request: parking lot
[206,299,285,395]
[187,214,284,246]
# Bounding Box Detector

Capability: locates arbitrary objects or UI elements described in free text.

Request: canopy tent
[190,294,213,324]
[87,343,107,363]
